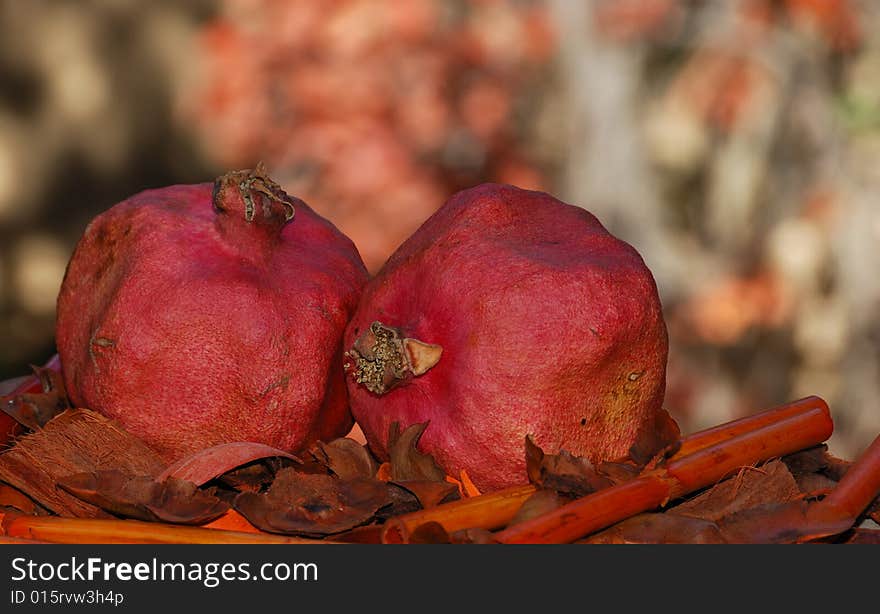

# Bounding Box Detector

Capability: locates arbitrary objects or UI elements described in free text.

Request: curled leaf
[158,442,301,485]
[388,422,446,482]
[524,436,613,497]
[628,407,681,466]
[1,366,71,430]
[57,470,229,525]
[234,468,389,537]
[307,437,378,480]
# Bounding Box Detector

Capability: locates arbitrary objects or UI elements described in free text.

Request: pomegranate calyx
[345,322,442,395]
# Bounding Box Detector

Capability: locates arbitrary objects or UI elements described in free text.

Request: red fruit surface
[56,165,368,462]
[344,183,669,491]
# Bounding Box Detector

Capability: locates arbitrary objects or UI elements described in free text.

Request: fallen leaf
[308,438,378,480]
[581,513,725,544]
[157,442,301,485]
[391,480,459,509]
[628,407,682,466]
[373,483,425,521]
[234,468,389,537]
[595,461,641,485]
[57,470,228,524]
[217,463,277,493]
[0,366,71,430]
[507,489,566,526]
[388,422,446,482]
[668,459,801,522]
[524,436,613,497]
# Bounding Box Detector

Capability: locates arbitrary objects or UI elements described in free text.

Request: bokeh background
[1,0,878,459]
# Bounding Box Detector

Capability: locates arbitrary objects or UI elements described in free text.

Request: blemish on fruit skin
[580,418,587,426]
[628,371,644,381]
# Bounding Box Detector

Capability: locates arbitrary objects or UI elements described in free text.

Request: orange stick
[381,484,538,544]
[674,396,828,458]
[817,432,880,520]
[495,400,833,543]
[1,514,333,545]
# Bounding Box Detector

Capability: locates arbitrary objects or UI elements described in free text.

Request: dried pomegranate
[344,183,670,491]
[56,164,368,461]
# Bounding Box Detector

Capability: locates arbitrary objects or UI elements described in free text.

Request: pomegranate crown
[212,162,298,227]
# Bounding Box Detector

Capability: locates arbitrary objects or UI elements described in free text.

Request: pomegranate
[56,164,368,461]
[344,183,670,491]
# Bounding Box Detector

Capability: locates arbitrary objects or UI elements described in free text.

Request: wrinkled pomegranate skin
[344,183,668,491]
[56,182,368,461]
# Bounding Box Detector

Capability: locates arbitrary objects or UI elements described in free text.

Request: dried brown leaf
[234,468,389,537]
[524,436,613,497]
[0,366,71,430]
[373,483,422,521]
[668,459,801,523]
[309,438,378,480]
[391,480,459,509]
[596,461,641,485]
[628,407,682,466]
[508,489,566,526]
[217,463,277,493]
[581,513,725,544]
[388,422,446,482]
[57,470,229,525]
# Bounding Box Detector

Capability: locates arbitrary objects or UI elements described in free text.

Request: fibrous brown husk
[0,409,164,517]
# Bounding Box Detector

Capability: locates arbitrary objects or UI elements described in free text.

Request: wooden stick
[381,397,832,543]
[494,399,833,543]
[1,513,333,545]
[674,396,828,458]
[381,484,537,543]
[816,432,880,520]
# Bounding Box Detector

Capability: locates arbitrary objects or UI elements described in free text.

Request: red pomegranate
[344,183,671,491]
[56,164,368,461]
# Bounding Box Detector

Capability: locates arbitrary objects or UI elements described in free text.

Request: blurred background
[0,0,878,459]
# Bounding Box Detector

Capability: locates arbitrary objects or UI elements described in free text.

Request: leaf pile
[0,376,876,543]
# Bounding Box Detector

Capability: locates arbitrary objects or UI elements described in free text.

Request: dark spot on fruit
[580,418,587,426]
